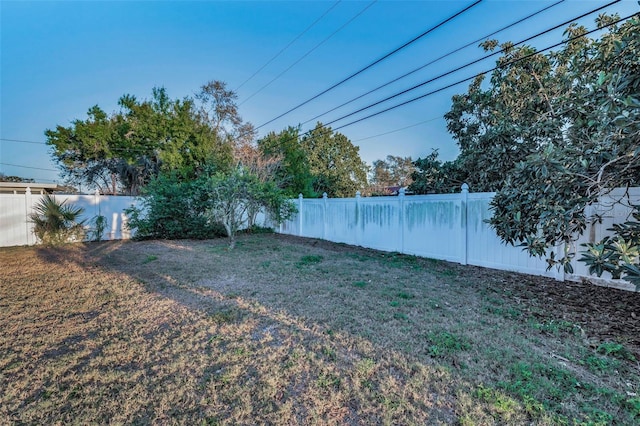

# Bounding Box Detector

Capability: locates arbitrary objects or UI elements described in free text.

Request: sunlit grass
[1,235,638,424]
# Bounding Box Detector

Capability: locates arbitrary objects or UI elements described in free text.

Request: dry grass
[1,234,639,425]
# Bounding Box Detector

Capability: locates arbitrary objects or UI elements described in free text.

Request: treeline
[45,81,369,199]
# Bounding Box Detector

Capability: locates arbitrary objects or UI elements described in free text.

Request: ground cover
[1,234,639,425]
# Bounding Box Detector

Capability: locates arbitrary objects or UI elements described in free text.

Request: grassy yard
[1,234,639,425]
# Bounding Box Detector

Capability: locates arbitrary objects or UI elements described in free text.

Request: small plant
[533,319,579,336]
[596,342,636,361]
[30,194,85,245]
[296,255,323,267]
[353,281,368,288]
[427,331,471,357]
[89,214,108,241]
[142,255,158,264]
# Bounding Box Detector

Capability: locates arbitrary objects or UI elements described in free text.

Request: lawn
[1,234,639,425]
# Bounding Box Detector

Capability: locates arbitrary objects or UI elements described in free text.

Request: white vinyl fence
[0,189,140,247]
[278,185,640,292]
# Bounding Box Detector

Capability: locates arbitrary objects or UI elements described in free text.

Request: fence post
[355,191,361,246]
[399,187,406,253]
[298,193,304,237]
[460,183,469,265]
[25,187,32,245]
[322,192,328,240]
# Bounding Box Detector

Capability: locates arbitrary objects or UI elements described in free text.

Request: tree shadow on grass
[16,235,640,424]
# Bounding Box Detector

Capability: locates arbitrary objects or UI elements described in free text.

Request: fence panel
[402,194,463,262]
[357,196,402,252]
[0,191,139,247]
[465,193,556,278]
[277,188,640,290]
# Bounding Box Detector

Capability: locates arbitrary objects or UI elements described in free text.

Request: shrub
[30,194,85,245]
[126,173,226,240]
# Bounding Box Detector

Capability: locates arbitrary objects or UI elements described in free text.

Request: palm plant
[30,194,85,245]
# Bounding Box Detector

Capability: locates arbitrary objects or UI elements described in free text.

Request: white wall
[278,187,639,291]
[0,190,140,247]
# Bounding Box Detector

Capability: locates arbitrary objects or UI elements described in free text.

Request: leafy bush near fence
[126,167,296,245]
[29,194,86,245]
[126,173,227,240]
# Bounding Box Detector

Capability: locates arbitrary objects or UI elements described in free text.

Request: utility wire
[255,0,483,129]
[318,0,622,130]
[330,12,638,133]
[235,1,341,92]
[239,0,377,106]
[0,138,47,145]
[302,0,567,125]
[352,116,443,142]
[0,162,59,172]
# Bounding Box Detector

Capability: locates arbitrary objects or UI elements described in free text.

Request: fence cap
[461,183,469,193]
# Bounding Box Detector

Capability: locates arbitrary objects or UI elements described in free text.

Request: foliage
[204,167,296,248]
[302,122,369,198]
[580,205,640,287]
[412,14,639,279]
[409,150,465,194]
[45,81,244,195]
[258,123,369,198]
[125,172,226,240]
[369,155,415,195]
[88,215,108,242]
[29,194,85,245]
[0,174,35,183]
[488,15,640,275]
[257,126,316,198]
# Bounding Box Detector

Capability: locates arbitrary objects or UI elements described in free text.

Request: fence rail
[0,189,139,247]
[277,186,640,292]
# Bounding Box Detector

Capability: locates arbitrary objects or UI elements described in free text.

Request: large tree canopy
[45,81,246,194]
[302,123,369,198]
[258,123,369,198]
[257,126,316,198]
[412,14,640,284]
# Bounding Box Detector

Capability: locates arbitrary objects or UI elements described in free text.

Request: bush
[126,173,226,240]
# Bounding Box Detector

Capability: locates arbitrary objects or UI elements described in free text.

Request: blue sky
[1,0,638,184]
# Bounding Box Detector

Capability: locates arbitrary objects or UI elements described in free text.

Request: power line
[352,116,443,142]
[0,138,47,145]
[235,1,342,92]
[255,0,484,129]
[330,12,637,133]
[302,0,567,125]
[0,162,59,172]
[318,0,622,130]
[239,0,377,106]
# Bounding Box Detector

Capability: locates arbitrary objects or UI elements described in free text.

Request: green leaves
[29,194,86,245]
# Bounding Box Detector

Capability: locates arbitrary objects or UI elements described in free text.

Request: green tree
[125,171,226,240]
[488,15,640,277]
[369,155,415,194]
[302,123,369,198]
[45,82,240,194]
[204,167,296,248]
[410,14,639,283]
[257,127,315,197]
[409,150,465,194]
